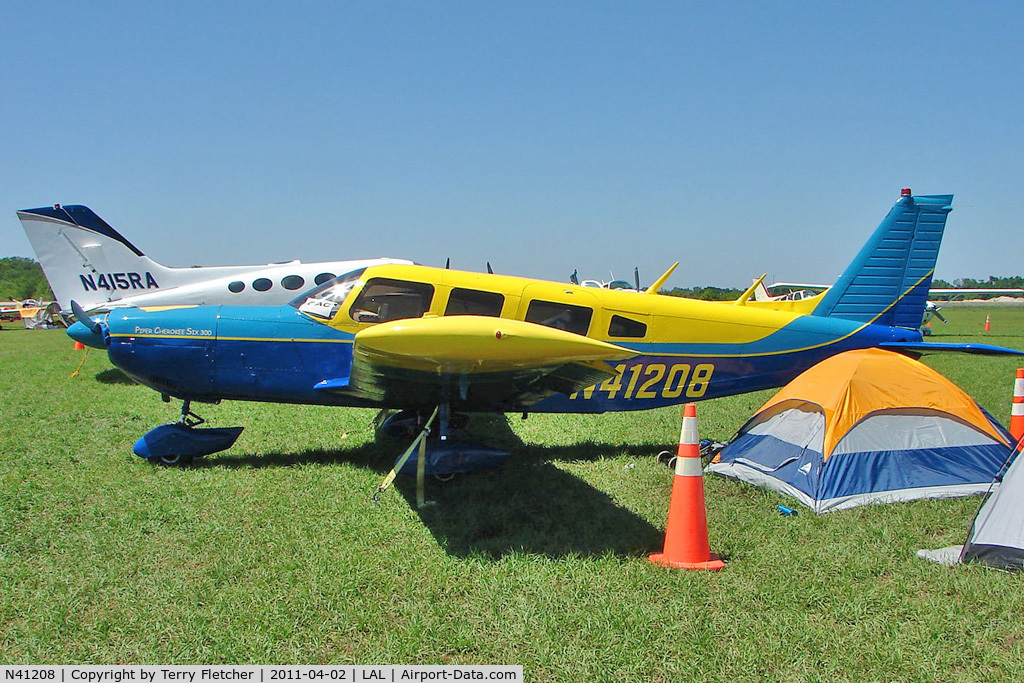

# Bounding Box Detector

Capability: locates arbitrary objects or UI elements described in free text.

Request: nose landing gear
[132,400,244,466]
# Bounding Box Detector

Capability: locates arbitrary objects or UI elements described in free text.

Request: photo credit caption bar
[0,667,522,683]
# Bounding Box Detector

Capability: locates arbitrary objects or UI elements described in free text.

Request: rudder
[811,190,953,329]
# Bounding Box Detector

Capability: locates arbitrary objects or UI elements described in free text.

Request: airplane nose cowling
[67,320,108,349]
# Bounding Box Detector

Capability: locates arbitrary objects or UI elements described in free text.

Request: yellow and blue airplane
[68,189,1022,465]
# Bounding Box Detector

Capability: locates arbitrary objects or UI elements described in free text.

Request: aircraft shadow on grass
[189,414,664,560]
[95,368,139,385]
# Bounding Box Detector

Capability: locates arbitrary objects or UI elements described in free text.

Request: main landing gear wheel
[375,409,469,439]
[155,453,194,467]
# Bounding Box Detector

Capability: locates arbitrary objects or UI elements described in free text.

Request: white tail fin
[18,204,414,313]
[16,205,174,312]
[751,277,772,302]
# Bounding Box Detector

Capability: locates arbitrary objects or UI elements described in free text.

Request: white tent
[918,440,1024,570]
[960,441,1024,569]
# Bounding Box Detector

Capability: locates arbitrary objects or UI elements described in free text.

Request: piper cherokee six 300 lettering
[68,191,1023,466]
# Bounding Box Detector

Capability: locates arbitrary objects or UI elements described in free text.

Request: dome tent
[959,438,1024,569]
[707,348,1014,513]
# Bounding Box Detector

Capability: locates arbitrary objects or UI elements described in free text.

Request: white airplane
[928,287,1024,299]
[756,280,1024,302]
[16,204,412,315]
[570,267,642,292]
[751,279,825,302]
[752,280,1019,335]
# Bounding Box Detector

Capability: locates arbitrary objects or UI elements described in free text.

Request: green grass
[2,309,1024,677]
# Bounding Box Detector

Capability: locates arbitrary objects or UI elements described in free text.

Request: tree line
[0,256,1021,304]
[662,276,1024,301]
[931,276,1024,295]
[0,257,54,301]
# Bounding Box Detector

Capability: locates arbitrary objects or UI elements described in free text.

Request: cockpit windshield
[289,268,366,320]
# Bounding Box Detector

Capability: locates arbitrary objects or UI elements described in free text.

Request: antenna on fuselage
[487,262,493,274]
[735,274,768,306]
[645,262,679,294]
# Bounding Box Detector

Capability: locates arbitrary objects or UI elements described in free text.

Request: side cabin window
[445,288,504,317]
[525,300,593,336]
[350,278,434,323]
[608,314,647,338]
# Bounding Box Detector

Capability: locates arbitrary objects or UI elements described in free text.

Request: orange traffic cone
[1011,368,1024,443]
[649,403,725,571]
[73,341,85,350]
[985,314,991,331]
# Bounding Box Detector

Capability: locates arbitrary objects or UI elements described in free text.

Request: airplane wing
[314,315,638,408]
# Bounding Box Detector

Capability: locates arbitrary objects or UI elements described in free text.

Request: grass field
[2,307,1024,678]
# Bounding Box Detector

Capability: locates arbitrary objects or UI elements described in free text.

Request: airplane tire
[154,454,194,467]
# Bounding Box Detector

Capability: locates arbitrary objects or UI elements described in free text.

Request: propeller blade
[634,267,640,291]
[71,300,100,333]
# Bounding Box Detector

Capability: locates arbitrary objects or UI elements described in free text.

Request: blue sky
[2,2,1022,288]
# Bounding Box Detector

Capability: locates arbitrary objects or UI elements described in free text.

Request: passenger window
[525,300,593,336]
[608,314,647,338]
[253,278,273,292]
[314,272,336,285]
[350,278,434,323]
[445,288,504,317]
[282,275,305,290]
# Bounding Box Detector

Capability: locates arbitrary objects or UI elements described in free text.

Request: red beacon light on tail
[901,188,912,196]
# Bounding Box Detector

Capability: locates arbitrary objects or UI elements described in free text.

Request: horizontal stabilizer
[879,342,1024,356]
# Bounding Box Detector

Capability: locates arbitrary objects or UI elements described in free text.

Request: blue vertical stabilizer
[812,192,953,329]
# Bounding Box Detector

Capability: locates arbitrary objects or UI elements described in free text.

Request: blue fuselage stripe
[103,305,920,413]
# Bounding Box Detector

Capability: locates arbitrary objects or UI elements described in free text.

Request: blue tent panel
[816,444,1008,502]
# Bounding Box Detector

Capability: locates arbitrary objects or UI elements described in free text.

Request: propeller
[71,300,100,333]
[634,267,641,291]
[67,300,109,349]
